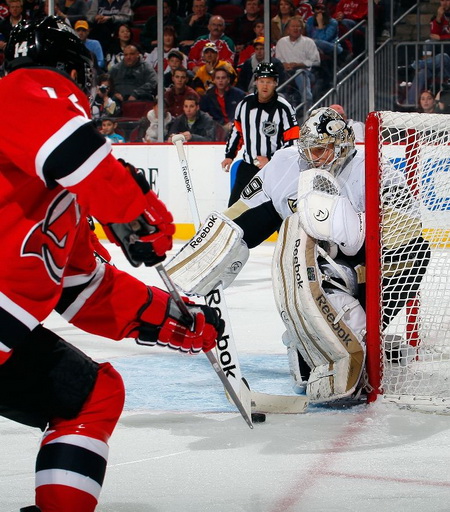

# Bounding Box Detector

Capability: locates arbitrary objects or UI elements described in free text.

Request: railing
[276,69,309,120]
[395,42,450,109]
[296,1,424,123]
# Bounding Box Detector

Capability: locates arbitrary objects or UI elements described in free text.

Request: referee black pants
[228,160,260,206]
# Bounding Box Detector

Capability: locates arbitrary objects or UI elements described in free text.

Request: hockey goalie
[167,107,429,404]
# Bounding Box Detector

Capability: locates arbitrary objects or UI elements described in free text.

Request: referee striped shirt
[225,92,299,164]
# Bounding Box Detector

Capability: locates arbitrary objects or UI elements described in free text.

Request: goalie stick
[155,263,253,429]
[171,134,248,400]
[171,134,309,415]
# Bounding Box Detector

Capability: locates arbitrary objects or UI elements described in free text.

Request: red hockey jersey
[0,68,152,359]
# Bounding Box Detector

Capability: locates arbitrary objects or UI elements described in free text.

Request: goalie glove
[131,287,225,354]
[297,168,364,256]
[103,160,175,267]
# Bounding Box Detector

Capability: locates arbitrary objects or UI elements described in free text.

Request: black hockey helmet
[5,16,94,98]
[254,62,279,80]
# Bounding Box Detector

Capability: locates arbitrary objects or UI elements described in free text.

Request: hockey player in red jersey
[0,16,224,512]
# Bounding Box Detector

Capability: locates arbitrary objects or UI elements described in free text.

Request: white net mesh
[375,112,450,411]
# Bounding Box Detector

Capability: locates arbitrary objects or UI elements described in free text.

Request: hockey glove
[133,287,224,354]
[103,160,175,267]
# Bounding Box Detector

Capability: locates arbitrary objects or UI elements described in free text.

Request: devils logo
[21,191,81,284]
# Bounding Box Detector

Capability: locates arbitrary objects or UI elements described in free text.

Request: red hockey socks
[35,362,125,512]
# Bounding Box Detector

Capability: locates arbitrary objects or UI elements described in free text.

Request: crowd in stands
[399,0,450,113]
[0,0,396,142]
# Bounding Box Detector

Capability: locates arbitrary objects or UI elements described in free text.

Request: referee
[222,62,300,206]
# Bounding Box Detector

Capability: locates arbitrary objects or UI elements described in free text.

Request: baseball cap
[253,36,264,46]
[74,20,89,30]
[202,41,218,54]
[168,49,184,60]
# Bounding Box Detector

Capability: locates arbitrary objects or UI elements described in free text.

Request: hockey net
[365,111,450,412]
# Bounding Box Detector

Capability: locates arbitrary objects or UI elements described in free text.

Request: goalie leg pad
[166,212,249,296]
[272,214,366,403]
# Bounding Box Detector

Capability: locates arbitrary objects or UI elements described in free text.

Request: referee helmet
[254,62,279,81]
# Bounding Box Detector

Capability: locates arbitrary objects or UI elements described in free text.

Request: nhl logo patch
[262,121,277,136]
[307,266,316,281]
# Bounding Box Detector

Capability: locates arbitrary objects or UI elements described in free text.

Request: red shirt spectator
[430,0,450,40]
[187,15,235,72]
[333,0,367,23]
[164,67,200,117]
[0,2,8,21]
[296,0,313,22]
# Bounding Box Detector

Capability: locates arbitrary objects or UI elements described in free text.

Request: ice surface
[2,243,450,512]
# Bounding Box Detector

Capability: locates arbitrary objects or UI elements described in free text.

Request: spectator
[430,0,450,44]
[407,52,450,105]
[42,0,70,23]
[0,0,24,52]
[235,18,265,68]
[164,66,200,117]
[92,74,120,118]
[333,0,367,30]
[188,15,235,73]
[167,95,216,142]
[237,36,285,93]
[332,0,367,55]
[271,0,296,44]
[145,25,188,71]
[178,0,211,51]
[144,98,173,142]
[275,16,320,105]
[109,44,157,102]
[222,62,300,206]
[417,89,438,113]
[305,0,343,57]
[192,41,237,95]
[56,0,87,25]
[105,22,133,71]
[140,0,183,52]
[296,0,313,22]
[162,49,191,87]
[228,0,262,52]
[23,0,44,20]
[0,1,8,21]
[74,19,105,71]
[435,82,450,113]
[329,103,365,142]
[100,117,126,142]
[200,66,245,134]
[87,0,132,51]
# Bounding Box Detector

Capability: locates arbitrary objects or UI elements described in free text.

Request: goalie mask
[298,107,355,175]
[5,16,95,101]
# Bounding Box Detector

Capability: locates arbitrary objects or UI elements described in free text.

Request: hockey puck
[251,413,266,423]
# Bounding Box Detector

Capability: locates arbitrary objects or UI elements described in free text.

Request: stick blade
[250,391,309,414]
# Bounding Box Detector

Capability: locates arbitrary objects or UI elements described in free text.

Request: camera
[99,85,109,93]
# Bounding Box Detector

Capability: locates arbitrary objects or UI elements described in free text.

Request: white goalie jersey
[225,143,365,253]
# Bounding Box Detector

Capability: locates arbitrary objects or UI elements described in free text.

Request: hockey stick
[155,263,253,429]
[171,135,308,415]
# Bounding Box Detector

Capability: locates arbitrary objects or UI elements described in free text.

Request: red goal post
[365,111,450,412]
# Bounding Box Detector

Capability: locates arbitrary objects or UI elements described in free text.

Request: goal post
[365,111,450,411]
